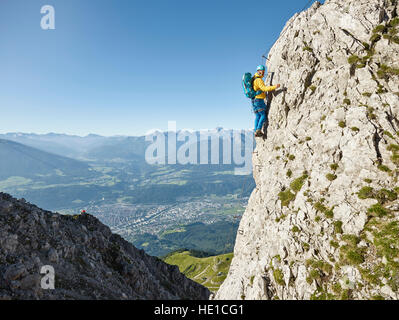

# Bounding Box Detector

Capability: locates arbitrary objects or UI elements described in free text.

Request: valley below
[0,132,253,259]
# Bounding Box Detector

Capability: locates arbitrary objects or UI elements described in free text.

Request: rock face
[216,0,399,300]
[0,193,210,300]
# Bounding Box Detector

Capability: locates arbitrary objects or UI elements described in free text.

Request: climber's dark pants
[254,110,266,131]
[252,99,268,131]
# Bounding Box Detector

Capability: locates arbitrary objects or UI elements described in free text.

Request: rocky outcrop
[0,193,210,300]
[216,0,399,300]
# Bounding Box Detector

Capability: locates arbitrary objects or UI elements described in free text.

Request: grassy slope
[163,251,233,293]
[132,220,239,257]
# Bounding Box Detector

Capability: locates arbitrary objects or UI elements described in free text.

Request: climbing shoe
[255,130,262,137]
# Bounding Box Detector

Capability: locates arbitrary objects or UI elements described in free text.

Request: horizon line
[0,128,255,138]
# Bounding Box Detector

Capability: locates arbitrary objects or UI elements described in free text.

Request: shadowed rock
[0,193,210,300]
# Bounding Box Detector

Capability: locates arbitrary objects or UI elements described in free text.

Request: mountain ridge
[0,139,92,180]
[0,192,210,300]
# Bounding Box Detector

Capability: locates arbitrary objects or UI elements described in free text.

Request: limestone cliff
[0,193,210,300]
[216,0,399,300]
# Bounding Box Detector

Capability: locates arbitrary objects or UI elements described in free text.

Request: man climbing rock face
[252,65,280,137]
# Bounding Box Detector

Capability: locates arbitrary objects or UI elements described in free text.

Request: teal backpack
[242,73,262,99]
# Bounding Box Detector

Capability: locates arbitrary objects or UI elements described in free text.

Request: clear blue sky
[0,0,323,136]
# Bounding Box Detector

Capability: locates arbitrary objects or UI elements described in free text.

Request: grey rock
[9,280,20,290]
[0,193,210,300]
[20,274,41,290]
[216,0,399,300]
[4,264,26,281]
[1,234,18,253]
[47,248,59,263]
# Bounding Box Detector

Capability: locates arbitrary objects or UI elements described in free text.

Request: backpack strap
[251,76,256,88]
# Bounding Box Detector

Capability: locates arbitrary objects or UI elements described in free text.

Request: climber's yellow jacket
[253,72,278,100]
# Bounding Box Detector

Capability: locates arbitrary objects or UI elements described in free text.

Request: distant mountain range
[0,139,92,180]
[0,129,253,163]
[0,132,146,161]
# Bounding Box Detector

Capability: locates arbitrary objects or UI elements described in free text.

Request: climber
[252,65,280,137]
[81,210,86,215]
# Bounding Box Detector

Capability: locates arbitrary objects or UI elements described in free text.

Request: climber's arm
[253,78,278,92]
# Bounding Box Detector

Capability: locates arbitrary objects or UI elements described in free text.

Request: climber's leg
[256,110,266,131]
[254,110,266,137]
[254,111,261,132]
[253,98,267,136]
